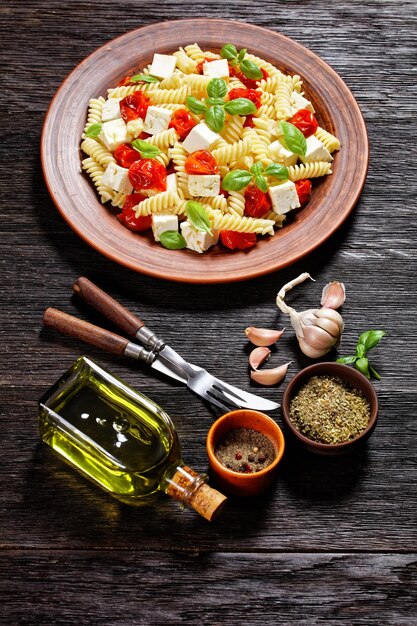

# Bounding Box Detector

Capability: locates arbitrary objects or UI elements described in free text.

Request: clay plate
[41,19,369,283]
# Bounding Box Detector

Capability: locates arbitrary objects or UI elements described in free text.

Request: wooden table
[1,1,416,623]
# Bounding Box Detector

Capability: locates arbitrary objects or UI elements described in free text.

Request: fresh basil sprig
[222,161,289,192]
[131,74,160,84]
[186,201,212,235]
[220,43,263,80]
[159,231,187,250]
[186,78,256,132]
[131,139,161,158]
[337,330,386,379]
[85,123,102,138]
[280,121,307,157]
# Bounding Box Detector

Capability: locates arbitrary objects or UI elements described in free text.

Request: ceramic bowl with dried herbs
[281,363,378,455]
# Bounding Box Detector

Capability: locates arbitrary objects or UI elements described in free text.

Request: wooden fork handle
[43,308,129,356]
[73,277,145,337]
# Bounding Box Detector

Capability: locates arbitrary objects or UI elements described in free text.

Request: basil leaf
[186,96,207,115]
[205,105,225,132]
[224,98,257,116]
[207,78,228,99]
[131,139,161,158]
[237,48,247,62]
[221,170,253,191]
[280,121,307,156]
[85,123,102,138]
[355,357,370,379]
[368,364,381,380]
[336,356,358,365]
[159,231,187,250]
[131,74,160,83]
[254,174,268,193]
[220,44,238,60]
[186,201,212,235]
[358,330,386,352]
[264,163,289,180]
[355,343,366,358]
[250,162,263,175]
[230,58,239,68]
[239,59,263,80]
[206,97,226,107]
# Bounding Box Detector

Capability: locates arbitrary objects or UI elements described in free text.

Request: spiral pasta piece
[275,82,293,120]
[134,191,181,216]
[148,86,189,104]
[81,137,115,167]
[314,127,341,153]
[111,192,128,209]
[208,209,275,236]
[83,97,105,133]
[173,48,198,74]
[184,43,206,63]
[255,103,277,120]
[144,128,178,150]
[168,142,189,198]
[158,73,184,90]
[287,162,332,181]
[245,54,283,78]
[263,210,286,227]
[185,74,211,97]
[196,195,229,213]
[212,138,251,165]
[221,115,245,144]
[226,191,246,216]
[107,82,157,99]
[252,115,272,142]
[241,128,269,164]
[81,157,115,204]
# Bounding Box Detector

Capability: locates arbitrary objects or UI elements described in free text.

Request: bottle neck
[163,464,227,522]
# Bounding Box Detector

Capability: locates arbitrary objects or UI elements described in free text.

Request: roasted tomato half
[295,179,312,207]
[289,109,318,138]
[119,91,150,123]
[184,150,219,175]
[220,230,257,250]
[169,109,197,140]
[128,159,167,192]
[117,194,152,232]
[228,88,262,109]
[113,143,142,169]
[244,185,272,218]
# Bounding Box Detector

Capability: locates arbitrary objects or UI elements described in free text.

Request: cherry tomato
[117,194,152,232]
[220,230,257,250]
[128,159,167,192]
[169,109,197,140]
[184,150,219,175]
[119,91,150,123]
[113,143,142,169]
[244,185,272,218]
[295,179,312,207]
[196,57,213,74]
[243,114,255,128]
[289,109,319,138]
[117,75,135,87]
[230,65,269,89]
[228,88,262,109]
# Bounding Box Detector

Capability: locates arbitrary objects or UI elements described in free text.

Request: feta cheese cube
[188,174,221,197]
[268,180,300,215]
[166,173,178,194]
[182,122,220,154]
[101,163,133,195]
[152,214,179,242]
[302,135,333,163]
[99,119,129,152]
[180,220,219,254]
[149,53,177,80]
[291,91,315,114]
[143,106,173,135]
[101,98,122,123]
[268,140,298,167]
[203,59,230,79]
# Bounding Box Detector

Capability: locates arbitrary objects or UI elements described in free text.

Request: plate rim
[41,18,369,284]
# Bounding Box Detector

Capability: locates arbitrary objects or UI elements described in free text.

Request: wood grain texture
[1,0,417,624]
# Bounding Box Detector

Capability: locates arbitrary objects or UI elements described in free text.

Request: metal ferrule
[124,341,156,365]
[135,326,165,352]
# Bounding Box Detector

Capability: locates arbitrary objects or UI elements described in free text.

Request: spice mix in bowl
[281,363,378,455]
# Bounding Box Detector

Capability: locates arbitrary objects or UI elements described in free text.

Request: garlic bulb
[276,273,344,358]
[245,327,284,347]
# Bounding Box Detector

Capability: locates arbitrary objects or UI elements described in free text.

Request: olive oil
[38,357,226,520]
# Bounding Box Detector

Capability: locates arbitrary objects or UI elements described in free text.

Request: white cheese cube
[188,174,220,197]
[143,106,173,135]
[268,140,298,167]
[149,53,177,80]
[291,91,315,114]
[101,163,133,195]
[101,98,122,123]
[182,122,220,154]
[166,173,178,194]
[302,135,333,163]
[268,180,300,215]
[180,220,219,254]
[152,214,179,242]
[203,59,230,78]
[99,119,129,152]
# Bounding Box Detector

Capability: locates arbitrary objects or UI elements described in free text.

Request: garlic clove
[313,315,343,338]
[302,325,338,352]
[298,338,330,359]
[321,281,346,310]
[245,327,285,347]
[249,347,271,370]
[250,362,291,386]
[314,308,344,333]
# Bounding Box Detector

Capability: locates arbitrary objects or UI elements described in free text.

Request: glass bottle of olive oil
[38,357,226,521]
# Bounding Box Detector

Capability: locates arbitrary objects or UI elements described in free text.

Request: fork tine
[211,382,244,402]
[207,386,241,409]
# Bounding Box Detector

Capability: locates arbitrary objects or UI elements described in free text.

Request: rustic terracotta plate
[41,19,368,283]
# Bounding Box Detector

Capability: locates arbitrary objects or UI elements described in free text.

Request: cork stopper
[166,465,227,521]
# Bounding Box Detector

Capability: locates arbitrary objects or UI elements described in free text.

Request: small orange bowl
[206,410,285,497]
